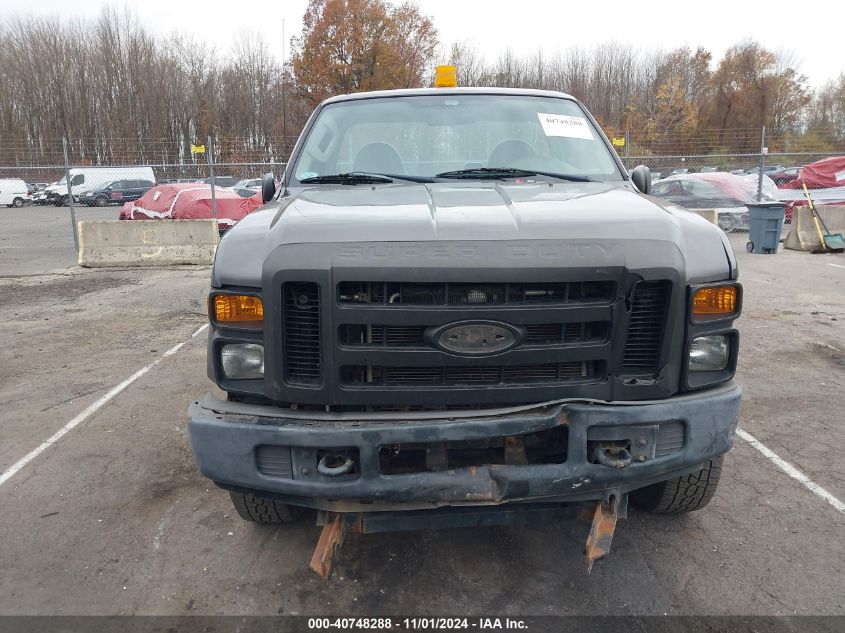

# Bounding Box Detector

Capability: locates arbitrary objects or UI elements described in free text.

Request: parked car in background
[699,166,719,173]
[200,176,241,188]
[233,178,262,197]
[745,165,785,177]
[0,178,30,207]
[44,166,155,205]
[650,172,779,232]
[671,168,689,175]
[765,166,801,186]
[31,184,54,205]
[81,179,155,206]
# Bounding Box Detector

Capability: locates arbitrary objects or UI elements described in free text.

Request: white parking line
[829,263,845,269]
[736,428,845,515]
[0,323,209,489]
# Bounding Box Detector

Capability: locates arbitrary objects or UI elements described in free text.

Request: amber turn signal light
[691,286,738,321]
[211,294,263,327]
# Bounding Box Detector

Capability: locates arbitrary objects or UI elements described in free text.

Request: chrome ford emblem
[431,321,520,356]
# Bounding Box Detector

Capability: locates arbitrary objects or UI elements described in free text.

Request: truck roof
[321,86,578,105]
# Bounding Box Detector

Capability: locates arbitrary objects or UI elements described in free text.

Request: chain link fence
[0,137,287,275]
[2,132,844,274]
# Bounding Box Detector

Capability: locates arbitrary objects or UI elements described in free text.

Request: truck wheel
[630,456,723,514]
[229,491,301,523]
[12,197,24,208]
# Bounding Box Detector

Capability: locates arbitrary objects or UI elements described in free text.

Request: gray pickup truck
[188,87,742,565]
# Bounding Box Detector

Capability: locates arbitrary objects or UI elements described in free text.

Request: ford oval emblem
[431,321,521,356]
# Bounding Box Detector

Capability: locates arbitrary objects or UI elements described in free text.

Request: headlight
[221,343,264,379]
[688,335,729,372]
[85,191,93,196]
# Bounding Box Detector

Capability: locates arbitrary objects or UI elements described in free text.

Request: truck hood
[213,181,736,286]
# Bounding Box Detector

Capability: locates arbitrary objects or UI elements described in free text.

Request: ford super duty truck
[188,85,742,571]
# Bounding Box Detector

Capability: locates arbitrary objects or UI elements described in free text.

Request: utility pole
[757,126,766,203]
[282,18,287,163]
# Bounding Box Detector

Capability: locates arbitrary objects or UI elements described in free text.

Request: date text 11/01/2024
[307,618,528,630]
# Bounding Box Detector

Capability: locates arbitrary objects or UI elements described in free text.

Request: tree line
[0,0,843,167]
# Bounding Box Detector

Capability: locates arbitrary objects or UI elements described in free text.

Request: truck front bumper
[188,383,741,512]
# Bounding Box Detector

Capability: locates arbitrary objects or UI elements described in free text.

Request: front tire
[631,456,724,514]
[12,197,24,208]
[94,196,108,207]
[229,491,301,524]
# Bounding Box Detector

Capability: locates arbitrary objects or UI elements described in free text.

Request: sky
[2,0,841,88]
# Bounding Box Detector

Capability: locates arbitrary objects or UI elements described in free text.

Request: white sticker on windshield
[537,113,594,140]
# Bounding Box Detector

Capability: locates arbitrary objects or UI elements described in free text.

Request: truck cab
[189,86,741,548]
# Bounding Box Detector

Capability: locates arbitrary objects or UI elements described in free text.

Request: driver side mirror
[630,165,651,195]
[261,173,276,203]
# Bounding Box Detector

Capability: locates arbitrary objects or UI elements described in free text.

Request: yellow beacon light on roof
[435,65,457,88]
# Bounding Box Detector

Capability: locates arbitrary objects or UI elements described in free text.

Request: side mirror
[630,165,651,194]
[261,173,276,203]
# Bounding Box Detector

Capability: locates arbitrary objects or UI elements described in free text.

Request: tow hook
[592,446,633,469]
[318,454,355,476]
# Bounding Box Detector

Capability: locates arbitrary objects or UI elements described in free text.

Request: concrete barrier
[78,220,219,267]
[784,205,845,252]
[692,209,719,225]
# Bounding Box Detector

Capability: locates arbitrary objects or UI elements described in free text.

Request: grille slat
[340,322,609,348]
[622,280,671,374]
[283,282,321,384]
[339,281,613,307]
[342,362,598,387]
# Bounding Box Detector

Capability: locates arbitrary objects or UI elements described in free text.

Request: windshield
[290,94,622,184]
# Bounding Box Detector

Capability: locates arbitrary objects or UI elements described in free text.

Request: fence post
[62,137,79,250]
[625,129,630,165]
[757,126,766,202]
[207,135,217,224]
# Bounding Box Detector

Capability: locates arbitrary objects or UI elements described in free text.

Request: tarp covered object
[781,156,845,190]
[119,183,263,226]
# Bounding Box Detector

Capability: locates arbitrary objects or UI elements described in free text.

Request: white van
[0,178,30,207]
[45,167,155,205]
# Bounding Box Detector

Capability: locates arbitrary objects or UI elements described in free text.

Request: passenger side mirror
[261,173,276,203]
[630,165,651,195]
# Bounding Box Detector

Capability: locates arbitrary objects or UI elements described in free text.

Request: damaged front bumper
[188,382,741,512]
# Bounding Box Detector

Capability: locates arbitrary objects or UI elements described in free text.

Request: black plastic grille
[339,321,609,348]
[341,362,600,387]
[655,421,685,457]
[338,281,614,306]
[283,282,321,384]
[255,445,293,478]
[622,280,671,374]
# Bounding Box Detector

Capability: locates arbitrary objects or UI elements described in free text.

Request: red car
[119,183,264,229]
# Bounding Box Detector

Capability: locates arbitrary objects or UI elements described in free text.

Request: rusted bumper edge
[188,383,741,512]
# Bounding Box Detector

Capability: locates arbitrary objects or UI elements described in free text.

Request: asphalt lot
[0,205,119,276]
[0,232,843,616]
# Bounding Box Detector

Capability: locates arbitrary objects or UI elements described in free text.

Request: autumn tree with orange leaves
[290,0,438,108]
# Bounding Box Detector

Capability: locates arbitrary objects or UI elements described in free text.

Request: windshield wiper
[435,167,594,182]
[299,172,393,185]
[299,172,434,185]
